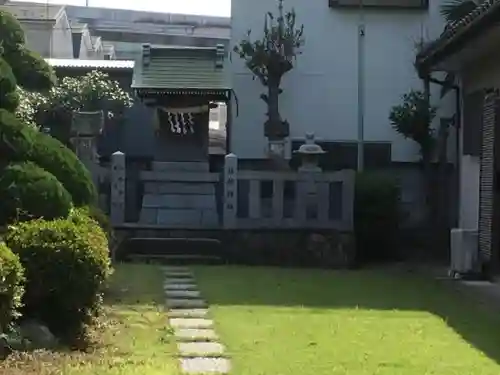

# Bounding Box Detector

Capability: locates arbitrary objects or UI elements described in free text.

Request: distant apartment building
[63,5,230,60]
[0,2,106,59]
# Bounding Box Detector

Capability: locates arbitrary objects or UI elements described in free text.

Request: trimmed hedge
[70,206,113,241]
[5,218,111,343]
[0,162,72,225]
[0,242,24,333]
[354,171,402,263]
[0,109,97,206]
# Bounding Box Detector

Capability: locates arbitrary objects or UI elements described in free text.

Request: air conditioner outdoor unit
[450,228,479,277]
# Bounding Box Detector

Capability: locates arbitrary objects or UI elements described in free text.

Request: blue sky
[12,0,230,16]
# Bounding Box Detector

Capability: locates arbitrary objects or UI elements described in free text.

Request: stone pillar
[223,153,238,228]
[110,151,126,225]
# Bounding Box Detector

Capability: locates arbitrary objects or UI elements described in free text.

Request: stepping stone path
[163,267,231,374]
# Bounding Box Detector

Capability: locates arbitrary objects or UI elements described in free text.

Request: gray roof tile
[132,45,229,92]
[417,0,500,65]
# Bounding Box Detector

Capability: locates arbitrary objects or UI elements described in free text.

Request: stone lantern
[71,110,104,139]
[295,132,325,172]
[70,110,105,188]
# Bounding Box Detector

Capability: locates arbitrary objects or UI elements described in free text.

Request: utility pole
[356,0,366,171]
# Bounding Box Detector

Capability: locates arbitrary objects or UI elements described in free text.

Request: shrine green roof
[131,44,230,96]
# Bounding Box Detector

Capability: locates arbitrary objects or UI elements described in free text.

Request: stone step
[141,170,219,183]
[139,208,218,227]
[178,342,226,357]
[164,271,195,278]
[142,194,216,209]
[144,182,215,195]
[181,357,231,374]
[170,318,213,329]
[165,290,201,299]
[165,278,197,285]
[164,283,199,291]
[151,161,209,173]
[168,309,210,318]
[128,254,223,265]
[157,209,218,227]
[167,298,207,309]
[163,266,191,273]
[174,328,218,341]
[165,271,194,279]
[125,237,222,256]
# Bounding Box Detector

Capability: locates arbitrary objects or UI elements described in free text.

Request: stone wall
[113,227,356,269]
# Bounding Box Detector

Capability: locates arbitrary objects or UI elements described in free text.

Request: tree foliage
[389,90,437,158]
[0,58,19,112]
[233,0,304,140]
[440,0,479,24]
[16,71,133,130]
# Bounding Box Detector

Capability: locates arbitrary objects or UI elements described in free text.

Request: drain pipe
[428,75,461,228]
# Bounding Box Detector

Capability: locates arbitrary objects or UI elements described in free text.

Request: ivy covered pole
[234,0,304,158]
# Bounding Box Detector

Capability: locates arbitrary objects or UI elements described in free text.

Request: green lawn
[193,266,500,375]
[2,264,179,375]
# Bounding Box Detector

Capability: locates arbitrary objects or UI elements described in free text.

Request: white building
[229,0,455,165]
[0,2,107,59]
[416,1,500,275]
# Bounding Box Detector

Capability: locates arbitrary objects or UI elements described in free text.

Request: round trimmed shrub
[68,207,110,254]
[0,109,37,164]
[0,242,24,333]
[30,131,97,206]
[7,47,56,92]
[70,206,113,241]
[4,218,111,342]
[0,109,97,206]
[0,162,72,225]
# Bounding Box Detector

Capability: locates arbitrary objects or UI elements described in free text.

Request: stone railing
[108,151,355,230]
[223,153,355,230]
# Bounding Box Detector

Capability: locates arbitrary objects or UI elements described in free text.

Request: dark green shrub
[0,162,72,225]
[0,109,36,165]
[0,10,25,54]
[354,171,401,264]
[0,242,24,333]
[30,131,97,206]
[0,11,55,93]
[4,218,111,343]
[0,109,97,206]
[0,58,19,111]
[6,47,56,92]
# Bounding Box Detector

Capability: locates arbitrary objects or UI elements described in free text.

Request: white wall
[21,21,52,57]
[50,13,74,58]
[459,155,480,229]
[456,51,500,230]
[229,0,450,161]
